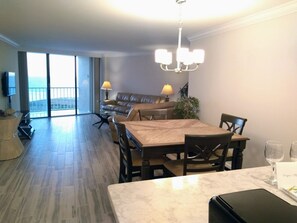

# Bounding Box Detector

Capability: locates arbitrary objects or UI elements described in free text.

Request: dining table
[122,119,250,180]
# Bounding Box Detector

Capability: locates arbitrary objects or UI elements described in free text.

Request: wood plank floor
[0,114,120,223]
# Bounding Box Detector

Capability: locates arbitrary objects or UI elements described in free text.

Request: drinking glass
[264,140,284,185]
[290,141,297,161]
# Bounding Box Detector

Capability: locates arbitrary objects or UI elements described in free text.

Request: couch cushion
[140,95,161,104]
[117,101,129,107]
[116,92,131,102]
[113,106,130,114]
[101,104,129,114]
[101,104,116,112]
[130,94,142,103]
[126,102,137,108]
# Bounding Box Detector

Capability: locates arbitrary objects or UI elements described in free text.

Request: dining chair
[113,118,166,183]
[219,113,248,170]
[163,132,233,176]
[219,113,247,135]
[138,108,172,121]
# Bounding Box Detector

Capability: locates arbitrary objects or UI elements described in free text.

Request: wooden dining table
[122,119,250,180]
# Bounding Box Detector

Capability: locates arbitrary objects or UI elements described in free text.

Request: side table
[18,111,35,139]
[0,112,24,160]
[93,111,114,129]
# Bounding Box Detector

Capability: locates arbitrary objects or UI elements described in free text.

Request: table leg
[92,120,103,126]
[97,117,110,129]
[231,140,246,169]
[93,114,110,129]
[98,120,105,129]
[141,160,151,180]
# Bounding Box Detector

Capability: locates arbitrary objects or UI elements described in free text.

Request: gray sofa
[101,92,166,115]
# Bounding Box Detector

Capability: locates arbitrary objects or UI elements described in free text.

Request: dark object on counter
[209,188,297,223]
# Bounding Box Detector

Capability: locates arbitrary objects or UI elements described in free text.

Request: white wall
[189,12,297,168]
[102,54,188,101]
[0,41,20,111]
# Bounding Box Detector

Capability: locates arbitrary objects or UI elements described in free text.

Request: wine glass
[290,141,297,161]
[264,140,284,185]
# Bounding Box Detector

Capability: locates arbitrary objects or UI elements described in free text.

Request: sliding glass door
[49,54,76,117]
[27,53,92,118]
[27,53,48,117]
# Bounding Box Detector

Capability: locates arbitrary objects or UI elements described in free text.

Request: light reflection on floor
[30,110,77,118]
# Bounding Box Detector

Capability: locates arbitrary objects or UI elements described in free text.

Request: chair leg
[150,169,155,178]
[119,161,125,183]
[224,162,232,171]
[127,170,133,182]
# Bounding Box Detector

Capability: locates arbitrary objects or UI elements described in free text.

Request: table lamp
[161,84,174,102]
[101,81,112,100]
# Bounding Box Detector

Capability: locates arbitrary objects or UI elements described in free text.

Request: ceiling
[0,0,294,57]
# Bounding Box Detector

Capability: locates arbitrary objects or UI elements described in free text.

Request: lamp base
[105,90,109,100]
[165,96,169,102]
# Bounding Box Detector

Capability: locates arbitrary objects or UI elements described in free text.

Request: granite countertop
[108,166,297,223]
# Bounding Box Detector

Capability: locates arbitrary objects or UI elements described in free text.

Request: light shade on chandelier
[155,0,205,73]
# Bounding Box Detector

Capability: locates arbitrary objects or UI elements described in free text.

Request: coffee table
[93,111,115,129]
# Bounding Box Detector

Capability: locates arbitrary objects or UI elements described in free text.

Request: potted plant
[173,96,200,119]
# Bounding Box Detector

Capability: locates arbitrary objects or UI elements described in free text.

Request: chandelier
[155,0,205,73]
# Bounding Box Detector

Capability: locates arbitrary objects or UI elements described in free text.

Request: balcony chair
[164,133,233,176]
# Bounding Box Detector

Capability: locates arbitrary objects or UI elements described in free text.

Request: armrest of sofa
[101,99,118,106]
[108,114,127,123]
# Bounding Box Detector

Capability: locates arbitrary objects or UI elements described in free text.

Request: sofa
[101,92,166,115]
[107,97,176,143]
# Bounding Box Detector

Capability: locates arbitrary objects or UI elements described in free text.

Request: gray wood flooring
[0,114,119,223]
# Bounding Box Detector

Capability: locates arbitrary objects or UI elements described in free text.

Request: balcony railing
[29,87,76,112]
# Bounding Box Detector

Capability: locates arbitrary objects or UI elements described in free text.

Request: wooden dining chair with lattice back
[113,117,166,183]
[164,132,233,176]
[219,113,248,170]
[138,108,172,121]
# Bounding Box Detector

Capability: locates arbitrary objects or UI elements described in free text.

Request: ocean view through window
[27,53,93,118]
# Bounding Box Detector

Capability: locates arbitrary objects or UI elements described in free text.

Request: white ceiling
[0,0,294,57]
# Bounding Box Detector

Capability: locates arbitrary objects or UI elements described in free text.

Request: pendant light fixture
[155,0,205,73]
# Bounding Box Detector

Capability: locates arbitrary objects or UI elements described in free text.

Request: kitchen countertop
[108,166,297,223]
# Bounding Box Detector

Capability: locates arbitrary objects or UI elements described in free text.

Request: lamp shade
[155,49,172,65]
[101,81,112,90]
[161,84,174,95]
[192,49,205,64]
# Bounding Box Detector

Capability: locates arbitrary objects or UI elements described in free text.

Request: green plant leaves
[173,96,199,119]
